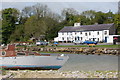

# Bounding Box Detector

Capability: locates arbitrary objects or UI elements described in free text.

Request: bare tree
[81,10,96,20]
[32,3,49,19]
[62,8,78,17]
[21,6,33,17]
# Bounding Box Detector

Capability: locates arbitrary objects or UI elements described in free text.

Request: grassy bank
[50,45,119,48]
[17,44,119,48]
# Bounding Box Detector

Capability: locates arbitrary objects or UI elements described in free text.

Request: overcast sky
[1,1,119,14]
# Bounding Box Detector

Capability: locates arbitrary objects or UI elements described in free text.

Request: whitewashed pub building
[54,23,117,43]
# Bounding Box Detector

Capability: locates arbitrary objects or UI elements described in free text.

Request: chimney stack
[74,23,81,27]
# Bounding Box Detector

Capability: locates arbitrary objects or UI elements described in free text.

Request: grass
[16,44,120,48]
[0,68,7,75]
[53,44,119,48]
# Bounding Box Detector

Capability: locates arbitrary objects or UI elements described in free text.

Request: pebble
[2,70,118,78]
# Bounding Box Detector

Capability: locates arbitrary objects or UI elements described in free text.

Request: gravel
[1,70,118,78]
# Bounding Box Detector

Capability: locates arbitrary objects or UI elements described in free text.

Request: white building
[54,23,117,43]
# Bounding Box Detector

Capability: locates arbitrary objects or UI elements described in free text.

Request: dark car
[83,41,98,45]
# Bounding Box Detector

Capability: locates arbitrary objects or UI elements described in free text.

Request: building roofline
[59,23,114,32]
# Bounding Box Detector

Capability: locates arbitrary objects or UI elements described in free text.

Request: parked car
[36,41,48,46]
[53,42,59,46]
[73,40,84,45]
[83,41,98,45]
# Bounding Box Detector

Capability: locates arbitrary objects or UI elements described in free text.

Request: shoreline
[39,51,118,56]
[17,46,119,56]
[1,70,118,78]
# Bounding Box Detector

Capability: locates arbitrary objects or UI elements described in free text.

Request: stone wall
[28,47,119,55]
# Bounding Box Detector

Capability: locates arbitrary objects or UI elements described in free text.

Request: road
[59,43,117,45]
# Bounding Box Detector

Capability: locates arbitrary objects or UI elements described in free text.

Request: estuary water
[48,53,118,71]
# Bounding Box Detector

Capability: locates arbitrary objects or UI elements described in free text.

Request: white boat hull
[0,56,69,70]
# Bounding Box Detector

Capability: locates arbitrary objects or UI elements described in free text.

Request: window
[97,32,99,35]
[89,32,91,35]
[85,33,87,36]
[67,37,69,41]
[75,32,77,35]
[77,37,80,40]
[70,32,72,35]
[67,32,68,35]
[62,37,64,40]
[80,32,82,34]
[98,38,99,41]
[81,37,83,40]
[1,51,6,56]
[104,31,107,35]
[62,33,64,35]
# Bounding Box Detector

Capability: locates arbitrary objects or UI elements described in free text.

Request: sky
[1,1,119,15]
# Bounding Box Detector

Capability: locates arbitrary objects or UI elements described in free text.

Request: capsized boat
[0,44,69,70]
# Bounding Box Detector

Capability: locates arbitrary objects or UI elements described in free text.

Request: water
[42,53,118,71]
[60,54,118,71]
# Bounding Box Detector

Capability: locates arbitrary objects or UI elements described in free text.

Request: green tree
[114,14,120,35]
[95,11,107,24]
[0,20,2,44]
[104,11,114,23]
[2,8,19,44]
[62,8,79,26]
[10,24,25,42]
[24,16,46,40]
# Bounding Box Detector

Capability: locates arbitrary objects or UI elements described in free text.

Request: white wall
[107,35,113,43]
[55,30,110,42]
[107,35,120,43]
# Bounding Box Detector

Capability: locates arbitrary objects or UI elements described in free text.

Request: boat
[0,44,69,70]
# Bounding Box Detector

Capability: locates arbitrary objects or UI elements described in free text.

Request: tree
[0,20,2,44]
[21,6,33,17]
[95,11,107,24]
[81,10,96,20]
[103,11,114,24]
[114,14,120,35]
[10,24,25,42]
[61,8,80,26]
[32,3,50,19]
[2,8,19,44]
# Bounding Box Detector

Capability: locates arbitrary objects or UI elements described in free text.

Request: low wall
[26,47,120,55]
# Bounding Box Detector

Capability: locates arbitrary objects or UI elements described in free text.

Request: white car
[36,41,48,46]
[73,40,84,45]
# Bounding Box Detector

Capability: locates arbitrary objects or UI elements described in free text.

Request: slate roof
[59,23,114,32]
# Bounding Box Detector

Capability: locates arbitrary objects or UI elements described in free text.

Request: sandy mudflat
[1,70,118,78]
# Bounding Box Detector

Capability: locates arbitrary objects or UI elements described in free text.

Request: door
[93,38,95,41]
[105,37,107,42]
